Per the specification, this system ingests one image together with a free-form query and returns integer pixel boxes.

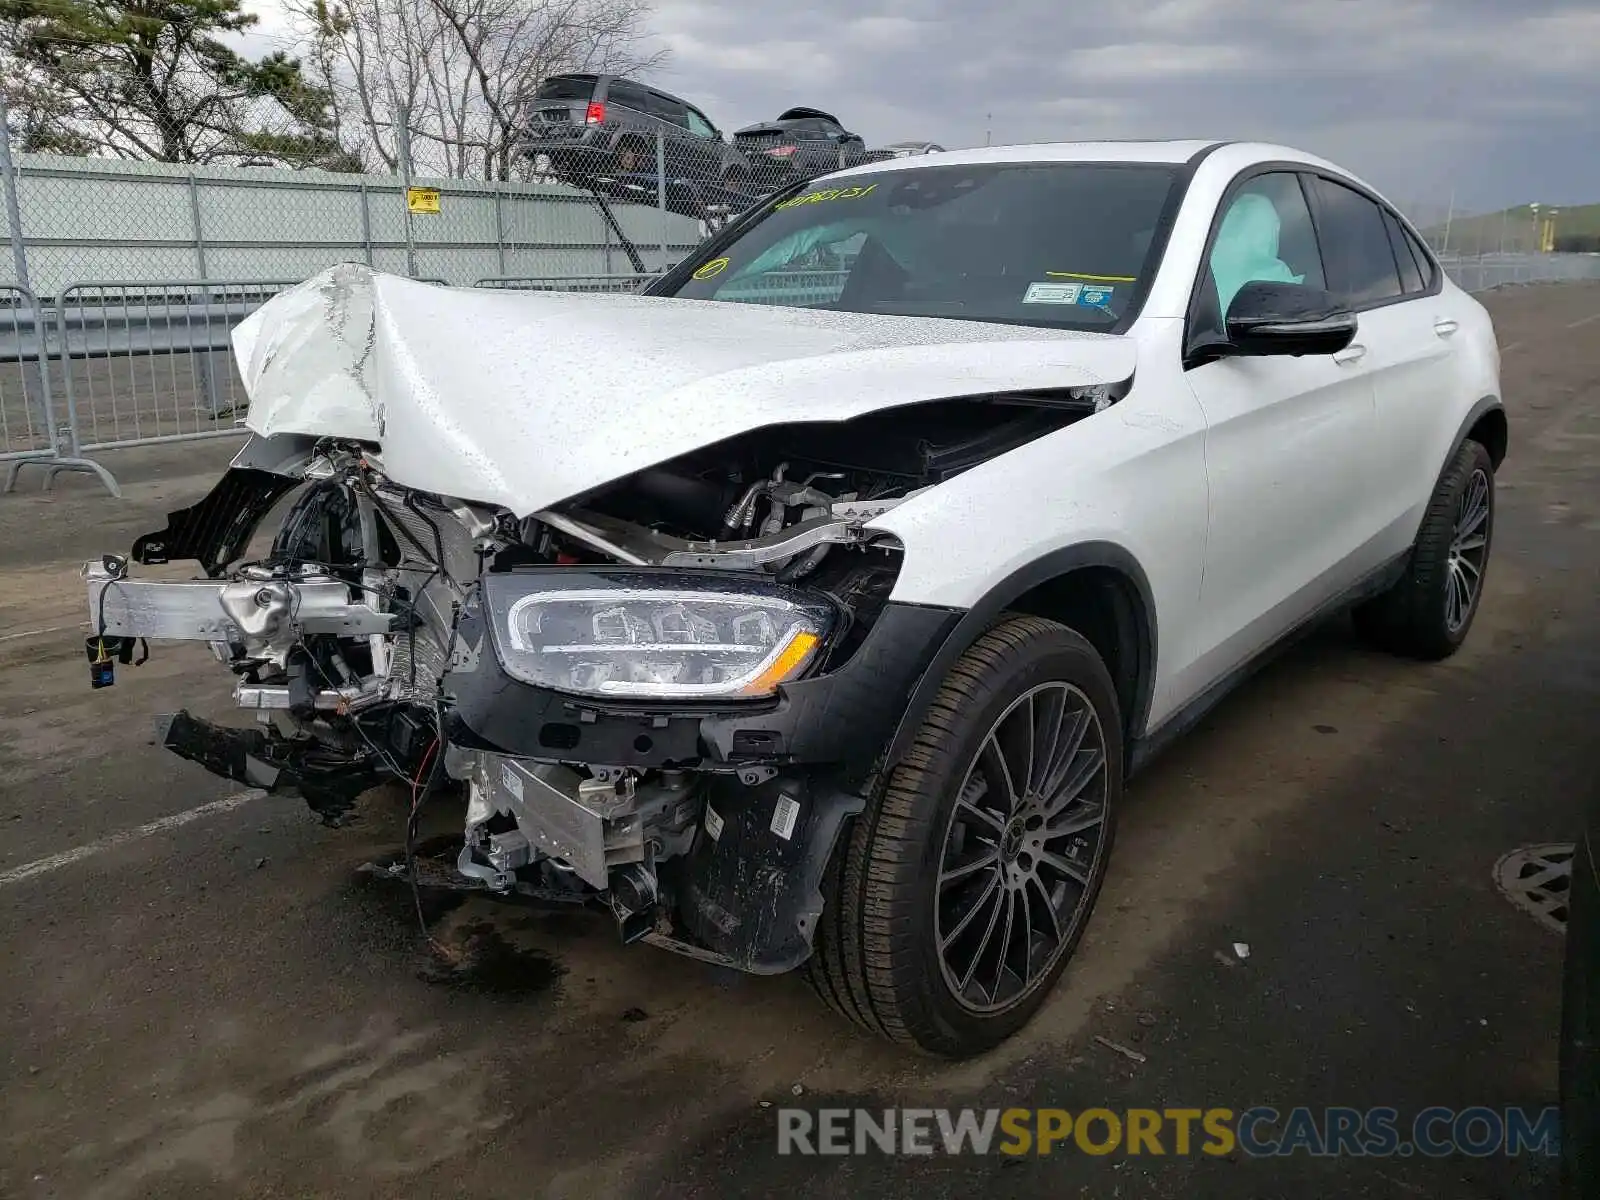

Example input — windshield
[662,162,1181,330]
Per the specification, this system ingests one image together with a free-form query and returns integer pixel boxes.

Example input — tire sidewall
[897,623,1124,1054]
[1425,440,1496,652]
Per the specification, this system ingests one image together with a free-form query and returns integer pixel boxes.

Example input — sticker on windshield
[1023,281,1083,305]
[773,183,877,211]
[692,257,729,280]
[1023,281,1116,308]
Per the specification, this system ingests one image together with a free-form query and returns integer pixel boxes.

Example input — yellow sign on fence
[407,187,441,215]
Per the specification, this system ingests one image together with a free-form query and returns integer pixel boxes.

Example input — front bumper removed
[84,559,424,821]
[83,560,395,649]
[455,745,864,973]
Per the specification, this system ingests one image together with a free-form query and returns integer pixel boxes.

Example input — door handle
[1333,343,1367,364]
[1434,318,1459,337]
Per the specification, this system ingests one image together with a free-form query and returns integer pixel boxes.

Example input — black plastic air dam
[443,597,962,774]
[159,710,387,824]
[673,771,863,973]
[133,468,300,576]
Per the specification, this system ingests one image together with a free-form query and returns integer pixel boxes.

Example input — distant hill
[1421,202,1600,254]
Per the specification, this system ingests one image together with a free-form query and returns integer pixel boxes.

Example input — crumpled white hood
[232,264,1138,518]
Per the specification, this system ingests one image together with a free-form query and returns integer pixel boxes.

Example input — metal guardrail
[4,279,305,496]
[56,281,297,461]
[0,284,57,466]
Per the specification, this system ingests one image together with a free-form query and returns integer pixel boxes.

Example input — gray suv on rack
[519,73,754,189]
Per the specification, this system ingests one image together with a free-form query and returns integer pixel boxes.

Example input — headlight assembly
[482,572,835,700]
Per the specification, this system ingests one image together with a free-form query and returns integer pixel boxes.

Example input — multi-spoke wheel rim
[1446,468,1491,633]
[934,682,1110,1015]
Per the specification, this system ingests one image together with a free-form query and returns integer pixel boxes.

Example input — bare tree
[290,0,665,180]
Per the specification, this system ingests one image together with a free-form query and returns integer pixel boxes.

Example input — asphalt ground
[1,281,1597,1199]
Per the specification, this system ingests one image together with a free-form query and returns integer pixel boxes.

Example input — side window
[1382,208,1424,294]
[644,91,689,127]
[684,107,717,139]
[605,79,650,114]
[1195,171,1325,341]
[1308,177,1403,306]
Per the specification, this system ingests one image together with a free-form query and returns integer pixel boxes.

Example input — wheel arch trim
[1457,395,1508,467]
[1407,395,1504,547]
[884,541,1159,771]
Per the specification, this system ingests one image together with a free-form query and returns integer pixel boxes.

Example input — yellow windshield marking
[1046,271,1137,283]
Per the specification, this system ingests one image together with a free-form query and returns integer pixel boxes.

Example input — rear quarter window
[606,80,651,112]
[1382,209,1426,294]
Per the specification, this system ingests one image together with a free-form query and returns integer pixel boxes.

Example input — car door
[1182,169,1382,684]
[1305,176,1446,563]
[1356,196,1465,553]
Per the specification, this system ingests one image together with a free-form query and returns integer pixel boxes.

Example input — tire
[1353,438,1495,660]
[806,615,1123,1058]
[613,137,648,174]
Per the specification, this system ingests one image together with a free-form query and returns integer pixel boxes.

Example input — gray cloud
[640,0,1600,211]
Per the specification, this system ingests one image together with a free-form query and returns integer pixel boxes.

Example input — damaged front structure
[86,240,1135,1050]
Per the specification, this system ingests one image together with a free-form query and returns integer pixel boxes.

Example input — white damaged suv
[87,141,1504,1057]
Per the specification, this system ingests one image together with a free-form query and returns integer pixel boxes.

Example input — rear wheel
[1354,438,1494,659]
[807,615,1122,1058]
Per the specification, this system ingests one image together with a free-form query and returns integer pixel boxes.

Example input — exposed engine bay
[87,391,1111,970]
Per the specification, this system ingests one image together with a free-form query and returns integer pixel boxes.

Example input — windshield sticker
[1046,270,1137,283]
[1023,281,1116,308]
[773,183,877,211]
[692,257,729,280]
[1023,281,1083,305]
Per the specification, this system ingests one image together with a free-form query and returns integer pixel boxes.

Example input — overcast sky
[240,0,1600,214]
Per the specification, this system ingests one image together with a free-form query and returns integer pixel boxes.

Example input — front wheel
[807,615,1122,1057]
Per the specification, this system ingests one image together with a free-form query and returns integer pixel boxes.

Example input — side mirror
[1223,281,1357,357]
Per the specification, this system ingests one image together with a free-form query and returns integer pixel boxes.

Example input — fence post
[0,93,30,292]
[359,181,374,266]
[657,130,667,269]
[187,170,209,279]
[184,170,228,416]
[0,93,59,458]
[494,186,507,277]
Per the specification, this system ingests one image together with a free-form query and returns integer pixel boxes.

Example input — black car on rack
[732,107,874,182]
[518,73,754,190]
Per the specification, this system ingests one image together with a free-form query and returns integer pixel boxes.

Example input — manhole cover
[1494,844,1574,934]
